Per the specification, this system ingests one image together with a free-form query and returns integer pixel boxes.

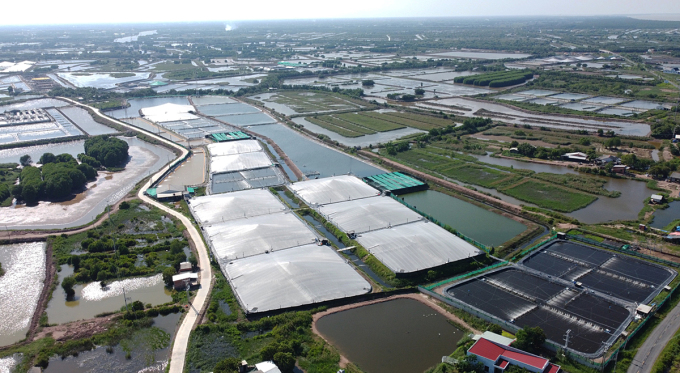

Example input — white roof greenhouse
[224,244,371,313]
[188,189,287,224]
[319,196,423,233]
[288,175,380,206]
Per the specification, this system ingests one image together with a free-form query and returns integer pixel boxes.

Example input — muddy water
[158,151,205,187]
[0,242,46,347]
[398,190,526,247]
[44,311,181,373]
[469,154,656,224]
[316,298,463,373]
[46,265,172,325]
[0,137,174,229]
[0,140,85,165]
[250,124,383,178]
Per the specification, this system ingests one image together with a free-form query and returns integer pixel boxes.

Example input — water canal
[316,298,463,373]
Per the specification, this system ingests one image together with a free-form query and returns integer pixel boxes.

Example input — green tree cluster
[13,153,97,203]
[513,326,546,354]
[84,136,129,168]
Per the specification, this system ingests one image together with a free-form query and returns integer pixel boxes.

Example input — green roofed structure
[208,131,252,142]
[363,172,428,194]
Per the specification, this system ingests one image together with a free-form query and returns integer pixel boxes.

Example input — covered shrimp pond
[398,190,527,247]
[315,298,463,373]
[46,265,172,324]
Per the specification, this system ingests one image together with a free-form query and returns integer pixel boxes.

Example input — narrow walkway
[58,97,212,373]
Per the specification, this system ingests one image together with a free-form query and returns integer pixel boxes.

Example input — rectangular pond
[316,298,463,373]
[397,190,527,247]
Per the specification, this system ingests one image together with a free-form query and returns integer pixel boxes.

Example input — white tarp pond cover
[224,244,371,313]
[141,103,197,122]
[289,175,380,206]
[356,220,483,273]
[189,189,287,224]
[210,152,273,174]
[319,196,423,233]
[204,211,318,260]
[208,140,262,156]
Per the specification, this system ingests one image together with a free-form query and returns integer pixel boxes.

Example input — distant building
[650,194,664,204]
[254,361,282,373]
[669,172,680,183]
[612,165,629,174]
[467,337,560,373]
[472,331,516,346]
[596,155,619,165]
[561,152,588,162]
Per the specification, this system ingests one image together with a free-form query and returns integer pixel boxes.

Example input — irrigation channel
[315,298,464,373]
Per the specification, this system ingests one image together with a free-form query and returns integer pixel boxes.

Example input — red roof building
[468,338,560,373]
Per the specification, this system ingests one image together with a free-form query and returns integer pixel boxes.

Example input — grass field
[335,112,405,132]
[305,116,372,137]
[533,172,620,197]
[388,147,599,213]
[362,111,455,131]
[269,91,366,113]
[502,180,597,212]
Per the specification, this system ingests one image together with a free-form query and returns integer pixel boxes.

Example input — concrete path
[59,97,212,373]
[628,302,680,373]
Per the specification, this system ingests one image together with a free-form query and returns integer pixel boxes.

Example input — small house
[650,194,664,204]
[612,165,629,174]
[179,261,192,273]
[509,147,519,153]
[172,272,198,290]
[596,155,619,165]
[467,337,561,373]
[669,172,680,183]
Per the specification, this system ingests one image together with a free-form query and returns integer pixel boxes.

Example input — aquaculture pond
[43,311,181,373]
[250,123,383,178]
[105,97,190,119]
[0,242,46,347]
[469,154,656,224]
[398,190,527,247]
[46,265,172,325]
[316,298,463,373]
[650,201,680,230]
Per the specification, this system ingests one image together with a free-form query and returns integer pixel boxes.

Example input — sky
[3,0,680,26]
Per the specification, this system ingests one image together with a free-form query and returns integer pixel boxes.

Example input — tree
[214,357,240,373]
[456,355,485,373]
[189,254,198,269]
[162,267,176,287]
[273,352,295,373]
[415,88,425,95]
[517,143,536,157]
[61,276,76,298]
[514,326,546,354]
[361,80,374,86]
[597,129,604,136]
[84,136,129,168]
[19,155,31,167]
[131,300,144,311]
[7,86,13,95]
[39,153,56,164]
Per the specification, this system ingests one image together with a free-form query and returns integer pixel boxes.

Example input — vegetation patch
[502,180,597,212]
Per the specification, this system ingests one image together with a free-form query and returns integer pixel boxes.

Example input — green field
[268,91,366,113]
[363,111,455,130]
[502,180,597,212]
[335,112,405,132]
[305,116,373,137]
